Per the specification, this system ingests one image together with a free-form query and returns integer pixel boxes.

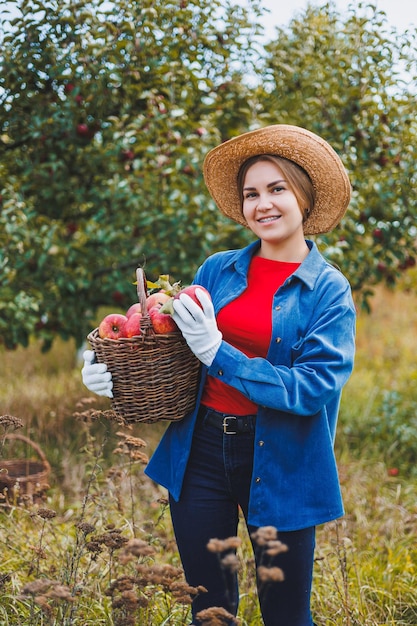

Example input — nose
[257,193,273,211]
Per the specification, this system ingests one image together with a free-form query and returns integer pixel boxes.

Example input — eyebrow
[243,179,286,191]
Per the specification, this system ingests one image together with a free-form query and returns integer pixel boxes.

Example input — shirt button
[275,305,281,311]
[275,337,282,343]
[255,477,261,483]
[258,441,265,447]
[218,370,224,376]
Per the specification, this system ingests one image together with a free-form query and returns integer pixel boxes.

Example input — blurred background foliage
[1,0,416,349]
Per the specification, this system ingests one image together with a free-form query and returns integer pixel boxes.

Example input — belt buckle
[223,416,237,435]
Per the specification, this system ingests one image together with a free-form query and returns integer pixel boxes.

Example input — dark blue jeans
[169,408,316,626]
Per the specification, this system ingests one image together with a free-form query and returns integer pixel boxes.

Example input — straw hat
[203,124,351,235]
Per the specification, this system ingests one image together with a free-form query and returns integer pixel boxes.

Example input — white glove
[172,288,222,366]
[81,350,113,398]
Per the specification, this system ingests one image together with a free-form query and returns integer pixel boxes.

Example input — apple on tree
[76,123,90,138]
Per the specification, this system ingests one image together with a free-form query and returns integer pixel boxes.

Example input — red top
[201,256,300,415]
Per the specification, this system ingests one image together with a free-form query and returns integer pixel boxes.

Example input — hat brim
[203,125,351,235]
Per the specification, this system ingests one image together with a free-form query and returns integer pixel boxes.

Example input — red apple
[66,222,78,235]
[159,285,211,315]
[182,165,194,176]
[76,123,90,137]
[373,228,384,241]
[98,313,128,339]
[125,312,143,338]
[126,303,142,318]
[146,291,171,311]
[76,123,97,139]
[175,285,211,309]
[148,306,179,334]
[121,149,135,161]
[112,290,124,305]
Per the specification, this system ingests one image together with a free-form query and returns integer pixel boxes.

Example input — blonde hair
[237,155,315,221]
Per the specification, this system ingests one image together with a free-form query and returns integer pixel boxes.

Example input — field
[0,286,416,625]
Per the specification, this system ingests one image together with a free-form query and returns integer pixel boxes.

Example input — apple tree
[0,0,262,349]
[2,0,417,351]
[256,2,417,305]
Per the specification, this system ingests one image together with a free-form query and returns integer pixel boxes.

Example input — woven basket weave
[87,268,201,424]
[0,434,51,499]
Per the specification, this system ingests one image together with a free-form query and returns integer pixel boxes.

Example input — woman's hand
[172,288,222,366]
[81,350,113,398]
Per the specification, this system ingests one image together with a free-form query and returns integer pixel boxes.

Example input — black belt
[200,407,256,435]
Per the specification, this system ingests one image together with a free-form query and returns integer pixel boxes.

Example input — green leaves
[1,0,417,349]
[258,2,417,304]
[0,0,260,348]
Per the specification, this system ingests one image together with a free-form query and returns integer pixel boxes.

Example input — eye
[272,184,285,193]
[244,191,258,199]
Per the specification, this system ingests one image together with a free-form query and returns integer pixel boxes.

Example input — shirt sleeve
[207,281,356,416]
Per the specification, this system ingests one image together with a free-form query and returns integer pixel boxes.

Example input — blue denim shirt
[145,239,356,531]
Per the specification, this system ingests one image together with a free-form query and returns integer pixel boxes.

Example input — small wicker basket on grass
[87,268,201,424]
[0,434,51,501]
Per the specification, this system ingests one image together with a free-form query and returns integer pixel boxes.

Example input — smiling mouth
[258,216,281,223]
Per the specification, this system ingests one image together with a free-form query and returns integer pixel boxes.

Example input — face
[242,160,307,258]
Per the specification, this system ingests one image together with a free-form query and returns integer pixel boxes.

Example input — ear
[302,207,312,222]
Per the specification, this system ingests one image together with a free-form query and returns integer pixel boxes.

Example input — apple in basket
[126,303,142,318]
[125,312,143,338]
[148,306,179,334]
[146,291,171,310]
[98,313,128,339]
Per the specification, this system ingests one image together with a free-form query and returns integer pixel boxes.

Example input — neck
[257,240,310,263]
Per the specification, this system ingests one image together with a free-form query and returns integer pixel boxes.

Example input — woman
[82,125,356,626]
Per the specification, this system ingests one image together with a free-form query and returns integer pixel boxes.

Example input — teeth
[259,216,280,223]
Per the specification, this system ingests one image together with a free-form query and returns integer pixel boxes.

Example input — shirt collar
[293,240,328,290]
[231,239,327,290]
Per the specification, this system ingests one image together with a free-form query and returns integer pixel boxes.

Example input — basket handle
[136,267,149,316]
[3,433,51,470]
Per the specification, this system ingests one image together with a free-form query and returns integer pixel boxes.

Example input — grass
[0,286,416,625]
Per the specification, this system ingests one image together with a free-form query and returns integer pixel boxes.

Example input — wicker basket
[87,268,201,424]
[0,434,51,500]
